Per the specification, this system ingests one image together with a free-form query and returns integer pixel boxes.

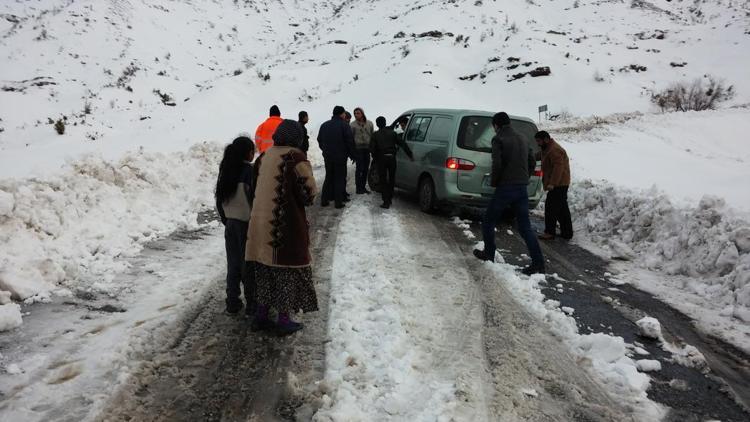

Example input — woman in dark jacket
[245,120,318,335]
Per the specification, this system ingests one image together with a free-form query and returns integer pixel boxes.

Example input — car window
[457,116,494,151]
[406,116,432,143]
[457,116,539,155]
[427,116,452,144]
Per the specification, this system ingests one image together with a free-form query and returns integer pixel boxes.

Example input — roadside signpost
[538,104,548,122]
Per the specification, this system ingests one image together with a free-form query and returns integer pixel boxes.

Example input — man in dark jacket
[370,116,413,208]
[473,112,545,275]
[535,130,572,240]
[298,111,310,154]
[317,105,354,208]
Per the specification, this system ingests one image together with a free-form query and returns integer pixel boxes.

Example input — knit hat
[272,119,304,148]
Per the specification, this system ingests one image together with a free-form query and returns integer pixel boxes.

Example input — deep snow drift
[0,143,222,327]
[540,109,750,352]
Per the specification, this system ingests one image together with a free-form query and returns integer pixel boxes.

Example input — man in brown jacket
[535,131,573,240]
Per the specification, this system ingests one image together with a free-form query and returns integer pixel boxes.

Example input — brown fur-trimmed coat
[245,146,317,267]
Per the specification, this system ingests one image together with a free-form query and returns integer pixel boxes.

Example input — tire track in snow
[312,198,491,421]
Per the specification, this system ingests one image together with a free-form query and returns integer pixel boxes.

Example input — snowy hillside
[1,0,750,177]
[2,1,750,420]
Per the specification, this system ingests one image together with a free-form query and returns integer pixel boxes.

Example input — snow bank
[0,142,222,304]
[569,180,750,321]
[0,303,23,332]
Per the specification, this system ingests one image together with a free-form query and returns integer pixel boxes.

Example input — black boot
[225,298,243,315]
[521,265,545,276]
[472,249,493,262]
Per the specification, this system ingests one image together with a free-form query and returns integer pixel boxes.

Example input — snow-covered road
[2,176,749,421]
[0,221,225,420]
[312,195,634,421]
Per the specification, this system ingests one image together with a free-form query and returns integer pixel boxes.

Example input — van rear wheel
[418,176,437,213]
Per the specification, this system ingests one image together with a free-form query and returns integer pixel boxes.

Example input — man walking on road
[255,105,283,154]
[535,131,573,240]
[473,112,545,275]
[317,105,354,209]
[370,116,413,208]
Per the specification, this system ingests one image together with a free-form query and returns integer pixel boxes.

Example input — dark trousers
[354,149,371,192]
[376,154,396,204]
[481,184,545,268]
[224,219,254,307]
[322,157,347,206]
[544,186,573,239]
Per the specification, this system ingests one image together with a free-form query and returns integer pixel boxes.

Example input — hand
[545,184,554,191]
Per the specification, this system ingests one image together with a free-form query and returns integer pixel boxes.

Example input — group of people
[473,112,572,275]
[215,105,573,334]
[316,105,413,209]
[215,110,317,336]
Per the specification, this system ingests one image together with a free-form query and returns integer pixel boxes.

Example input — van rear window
[457,116,540,155]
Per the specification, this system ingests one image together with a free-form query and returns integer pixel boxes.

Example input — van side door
[397,114,432,192]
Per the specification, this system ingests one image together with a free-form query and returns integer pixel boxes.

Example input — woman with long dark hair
[215,136,255,315]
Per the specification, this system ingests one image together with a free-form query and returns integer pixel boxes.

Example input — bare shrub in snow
[651,77,735,112]
[593,71,605,82]
[152,89,175,106]
[256,69,270,81]
[54,118,65,135]
[116,63,139,88]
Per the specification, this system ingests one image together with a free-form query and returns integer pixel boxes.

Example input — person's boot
[321,200,329,207]
[472,249,493,262]
[335,202,345,209]
[225,298,243,315]
[538,232,555,241]
[276,312,303,336]
[380,202,390,209]
[521,265,545,276]
[250,304,275,332]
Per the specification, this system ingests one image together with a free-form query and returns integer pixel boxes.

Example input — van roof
[400,108,535,124]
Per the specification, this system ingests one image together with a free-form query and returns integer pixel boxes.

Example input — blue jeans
[481,184,544,268]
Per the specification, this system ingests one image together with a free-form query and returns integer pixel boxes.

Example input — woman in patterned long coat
[245,119,318,335]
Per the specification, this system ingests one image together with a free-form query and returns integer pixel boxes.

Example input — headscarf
[272,119,304,148]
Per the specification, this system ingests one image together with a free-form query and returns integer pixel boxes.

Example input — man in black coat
[370,116,413,208]
[317,105,354,208]
[473,112,545,275]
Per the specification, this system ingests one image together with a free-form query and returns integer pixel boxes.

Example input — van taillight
[446,158,476,171]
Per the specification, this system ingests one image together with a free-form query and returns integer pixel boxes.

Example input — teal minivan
[390,108,543,213]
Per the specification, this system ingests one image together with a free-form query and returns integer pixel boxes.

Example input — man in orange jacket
[255,105,283,153]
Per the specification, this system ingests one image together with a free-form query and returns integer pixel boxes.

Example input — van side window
[427,116,452,144]
[406,116,432,143]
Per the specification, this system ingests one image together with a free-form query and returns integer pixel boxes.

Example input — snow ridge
[0,142,222,308]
